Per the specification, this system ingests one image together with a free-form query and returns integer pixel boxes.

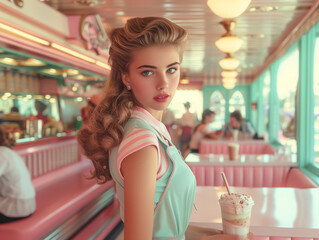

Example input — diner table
[199,139,275,155]
[190,186,319,238]
[185,153,297,187]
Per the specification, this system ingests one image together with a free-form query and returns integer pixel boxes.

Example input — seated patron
[0,127,36,223]
[189,109,222,153]
[224,110,255,139]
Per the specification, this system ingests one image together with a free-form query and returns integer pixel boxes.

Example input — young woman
[189,109,222,153]
[78,17,250,240]
[0,128,36,223]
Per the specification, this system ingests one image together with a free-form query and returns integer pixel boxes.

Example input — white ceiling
[42,0,319,85]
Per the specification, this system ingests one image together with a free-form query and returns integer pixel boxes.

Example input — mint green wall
[203,85,250,123]
[298,23,318,180]
[268,61,281,144]
[248,73,266,136]
[253,22,319,184]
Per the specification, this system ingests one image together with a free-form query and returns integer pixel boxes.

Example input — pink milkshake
[219,193,254,237]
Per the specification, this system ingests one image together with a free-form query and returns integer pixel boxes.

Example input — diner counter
[190,186,319,238]
[185,153,297,167]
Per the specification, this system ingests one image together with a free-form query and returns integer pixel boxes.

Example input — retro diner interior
[0,0,318,239]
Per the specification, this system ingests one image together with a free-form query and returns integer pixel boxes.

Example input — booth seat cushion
[0,159,113,240]
[189,166,318,188]
[285,168,318,188]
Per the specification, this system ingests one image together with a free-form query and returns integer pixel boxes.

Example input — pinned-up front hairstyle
[77,17,188,183]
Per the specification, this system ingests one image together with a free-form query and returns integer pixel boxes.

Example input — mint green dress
[110,114,196,240]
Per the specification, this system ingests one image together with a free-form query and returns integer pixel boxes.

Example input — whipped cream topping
[219,193,254,206]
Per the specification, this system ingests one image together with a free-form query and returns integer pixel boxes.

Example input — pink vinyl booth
[199,139,275,155]
[0,135,121,240]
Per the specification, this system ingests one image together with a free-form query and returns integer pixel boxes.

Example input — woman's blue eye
[167,68,177,73]
[142,70,152,76]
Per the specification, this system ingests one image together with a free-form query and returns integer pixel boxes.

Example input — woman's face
[123,45,181,120]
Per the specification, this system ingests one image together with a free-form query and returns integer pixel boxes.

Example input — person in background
[162,108,175,133]
[0,127,36,223]
[224,110,255,138]
[10,106,19,114]
[188,109,222,154]
[80,94,101,124]
[179,101,197,154]
[34,100,48,125]
[77,17,247,240]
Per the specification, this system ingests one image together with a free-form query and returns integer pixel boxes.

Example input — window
[209,91,225,129]
[277,46,299,153]
[168,89,203,121]
[229,90,246,118]
[314,34,319,167]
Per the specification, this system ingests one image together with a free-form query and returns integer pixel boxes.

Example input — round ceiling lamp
[215,33,243,53]
[223,83,236,89]
[221,70,238,78]
[222,77,237,84]
[207,0,252,19]
[219,54,240,70]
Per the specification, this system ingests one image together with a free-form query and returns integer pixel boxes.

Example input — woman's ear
[121,73,130,87]
[122,73,132,91]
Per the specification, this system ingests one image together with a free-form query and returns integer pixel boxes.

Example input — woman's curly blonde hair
[77,17,188,183]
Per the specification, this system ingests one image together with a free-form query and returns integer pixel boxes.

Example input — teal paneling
[256,73,266,136]
[298,26,315,169]
[249,80,258,130]
[268,61,280,144]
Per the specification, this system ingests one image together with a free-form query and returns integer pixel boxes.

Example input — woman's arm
[121,145,158,240]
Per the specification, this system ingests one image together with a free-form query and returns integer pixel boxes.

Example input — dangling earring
[127,85,131,90]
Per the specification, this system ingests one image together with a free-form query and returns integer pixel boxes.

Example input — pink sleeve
[116,128,161,180]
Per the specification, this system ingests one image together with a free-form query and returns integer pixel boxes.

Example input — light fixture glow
[223,83,236,89]
[219,54,240,70]
[207,0,252,18]
[222,77,237,84]
[0,23,50,46]
[96,61,111,70]
[221,71,238,78]
[180,78,189,84]
[0,57,18,65]
[215,34,243,53]
[51,43,96,63]
[20,58,46,66]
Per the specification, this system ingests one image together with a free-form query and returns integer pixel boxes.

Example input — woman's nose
[157,74,168,90]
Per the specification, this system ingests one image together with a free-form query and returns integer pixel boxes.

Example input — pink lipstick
[154,94,170,102]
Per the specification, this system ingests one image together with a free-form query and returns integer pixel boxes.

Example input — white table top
[190,186,319,237]
[185,153,297,167]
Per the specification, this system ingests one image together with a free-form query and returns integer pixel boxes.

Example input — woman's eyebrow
[137,62,180,69]
[137,65,156,69]
[167,62,180,68]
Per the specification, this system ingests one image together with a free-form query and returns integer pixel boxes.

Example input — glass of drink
[228,143,239,160]
[219,193,254,238]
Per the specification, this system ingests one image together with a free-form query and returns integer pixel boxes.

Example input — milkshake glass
[228,143,239,161]
[219,193,254,237]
